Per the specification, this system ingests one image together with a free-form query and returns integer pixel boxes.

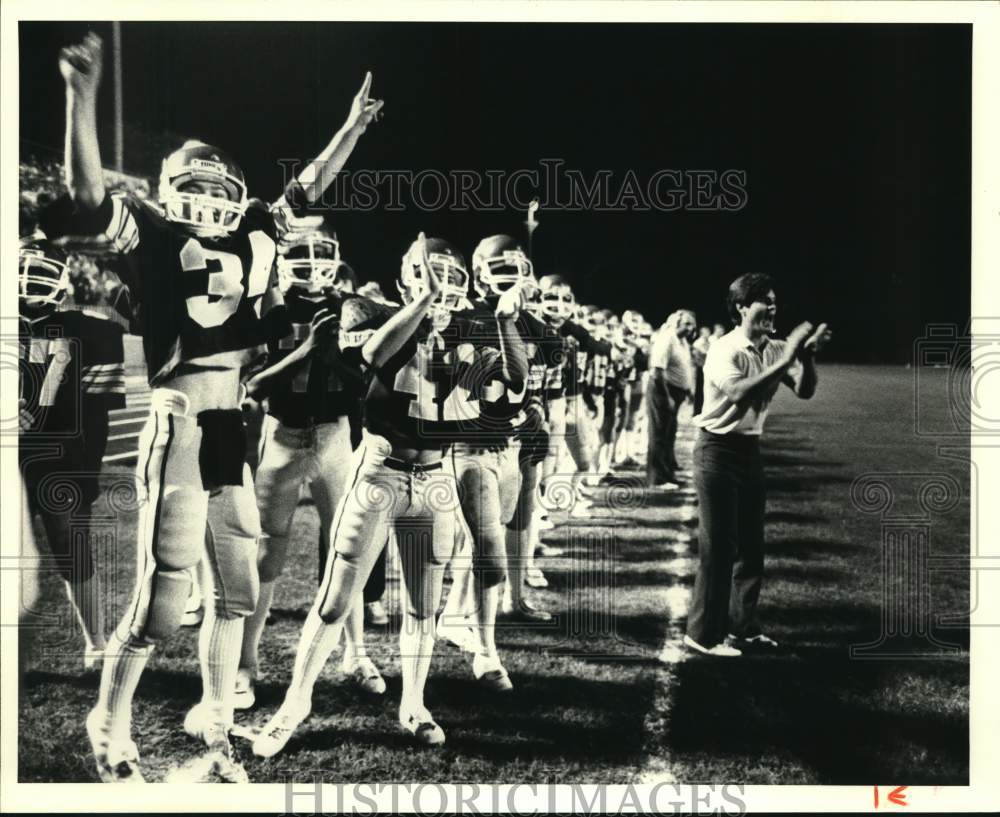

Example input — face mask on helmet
[277,231,342,296]
[400,239,469,312]
[540,284,575,322]
[159,144,248,235]
[474,248,534,296]
[19,240,70,320]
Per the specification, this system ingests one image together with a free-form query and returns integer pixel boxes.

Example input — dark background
[19,22,971,362]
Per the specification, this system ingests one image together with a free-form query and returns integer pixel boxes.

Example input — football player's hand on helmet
[347,72,385,135]
[417,233,445,302]
[304,306,340,351]
[60,31,104,97]
[800,322,832,357]
[495,282,523,320]
[18,399,34,432]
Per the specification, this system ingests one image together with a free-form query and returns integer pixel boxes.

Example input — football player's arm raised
[492,284,529,392]
[279,72,384,212]
[60,32,106,210]
[362,236,440,369]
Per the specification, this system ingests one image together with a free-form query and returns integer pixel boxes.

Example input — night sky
[19,22,971,362]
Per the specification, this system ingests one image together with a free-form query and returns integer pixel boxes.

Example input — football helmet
[622,309,645,335]
[159,141,248,234]
[537,274,575,324]
[277,227,343,296]
[399,235,469,312]
[471,234,534,296]
[19,235,70,320]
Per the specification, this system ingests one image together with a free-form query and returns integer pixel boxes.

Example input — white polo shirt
[650,329,695,392]
[695,329,800,436]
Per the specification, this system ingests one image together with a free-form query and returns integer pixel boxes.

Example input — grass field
[17,364,969,784]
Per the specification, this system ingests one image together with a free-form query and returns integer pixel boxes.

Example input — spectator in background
[691,325,712,415]
[645,309,697,488]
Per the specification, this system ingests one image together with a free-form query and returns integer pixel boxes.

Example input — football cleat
[86,709,145,784]
[399,706,446,746]
[682,634,742,658]
[182,703,249,783]
[436,617,478,653]
[501,600,552,623]
[233,669,256,711]
[343,656,387,695]
[525,567,549,589]
[252,700,310,758]
[364,600,389,626]
[471,653,513,692]
[535,543,564,558]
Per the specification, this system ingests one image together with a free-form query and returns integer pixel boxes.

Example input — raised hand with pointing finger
[346,72,385,135]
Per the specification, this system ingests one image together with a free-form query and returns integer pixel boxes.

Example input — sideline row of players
[18,31,654,783]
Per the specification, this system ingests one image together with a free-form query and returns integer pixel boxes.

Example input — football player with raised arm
[433,234,543,690]
[50,31,382,783]
[253,234,525,756]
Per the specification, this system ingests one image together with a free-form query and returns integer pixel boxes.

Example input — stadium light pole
[112,22,123,173]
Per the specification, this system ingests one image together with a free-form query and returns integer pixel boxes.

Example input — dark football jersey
[559,320,611,399]
[265,291,364,427]
[39,192,282,386]
[339,297,504,450]
[19,309,126,438]
[518,311,563,403]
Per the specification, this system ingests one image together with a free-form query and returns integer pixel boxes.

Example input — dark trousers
[686,430,766,647]
[694,367,705,415]
[645,369,685,486]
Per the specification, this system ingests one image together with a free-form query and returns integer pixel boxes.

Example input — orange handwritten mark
[873,786,909,808]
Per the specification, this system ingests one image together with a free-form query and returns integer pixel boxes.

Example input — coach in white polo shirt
[684,273,830,657]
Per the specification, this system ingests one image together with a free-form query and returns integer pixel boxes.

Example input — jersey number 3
[180,235,272,328]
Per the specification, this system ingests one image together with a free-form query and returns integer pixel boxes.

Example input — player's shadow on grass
[764,535,869,558]
[765,509,827,525]
[663,649,969,784]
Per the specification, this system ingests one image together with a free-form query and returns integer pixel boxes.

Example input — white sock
[341,595,367,668]
[399,614,436,714]
[240,579,275,678]
[95,629,153,740]
[198,610,244,726]
[285,607,342,712]
[505,528,525,609]
[66,575,106,651]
